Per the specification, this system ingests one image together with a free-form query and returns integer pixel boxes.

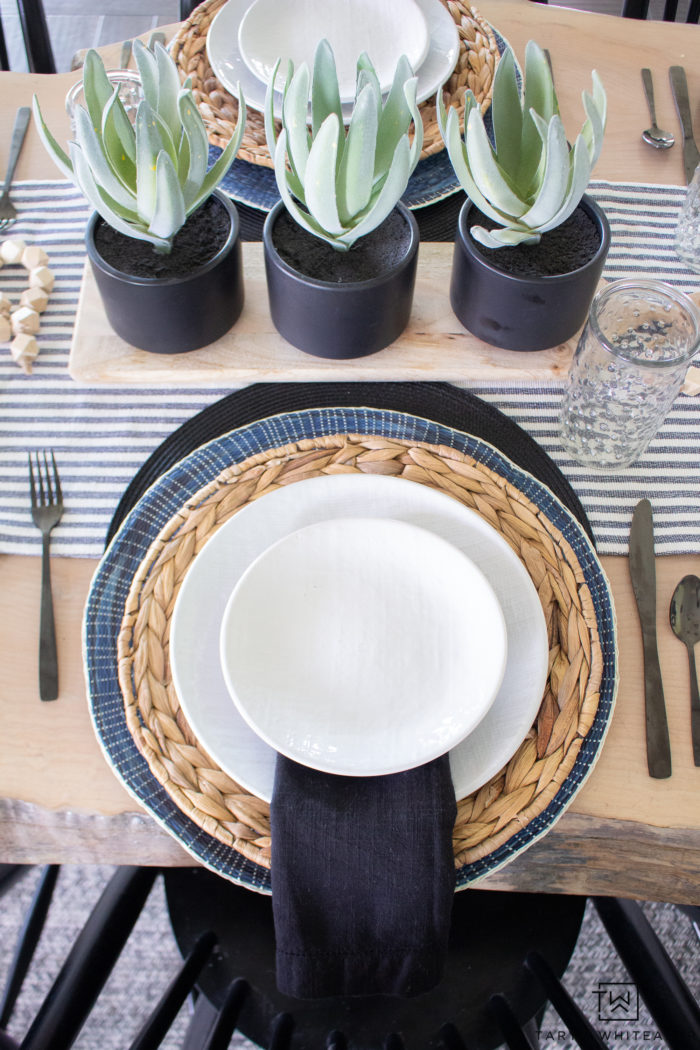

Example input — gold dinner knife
[629,499,672,778]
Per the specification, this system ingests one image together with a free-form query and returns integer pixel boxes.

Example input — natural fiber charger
[117,434,603,872]
[170,0,500,165]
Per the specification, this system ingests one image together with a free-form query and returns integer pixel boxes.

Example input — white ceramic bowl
[237,0,430,103]
[206,0,460,122]
[219,516,507,777]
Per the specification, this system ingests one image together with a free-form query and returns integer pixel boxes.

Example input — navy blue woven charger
[86,384,617,893]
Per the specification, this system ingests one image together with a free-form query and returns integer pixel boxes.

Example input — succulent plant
[32,41,246,253]
[438,40,606,248]
[264,39,423,252]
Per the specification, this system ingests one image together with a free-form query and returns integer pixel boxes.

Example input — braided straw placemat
[117,433,603,874]
[170,0,499,166]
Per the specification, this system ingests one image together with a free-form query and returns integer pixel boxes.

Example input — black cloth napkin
[270,753,457,999]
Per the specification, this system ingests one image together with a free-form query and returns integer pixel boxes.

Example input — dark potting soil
[272,208,412,283]
[467,204,601,277]
[93,195,230,279]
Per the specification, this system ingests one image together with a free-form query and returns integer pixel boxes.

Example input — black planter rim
[85,188,240,289]
[587,277,700,368]
[457,194,610,286]
[263,199,419,292]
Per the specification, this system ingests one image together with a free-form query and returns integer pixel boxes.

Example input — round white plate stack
[206,0,461,122]
[170,473,549,799]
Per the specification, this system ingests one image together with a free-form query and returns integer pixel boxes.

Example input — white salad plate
[219,516,507,777]
[206,0,460,122]
[238,0,430,104]
[170,473,549,801]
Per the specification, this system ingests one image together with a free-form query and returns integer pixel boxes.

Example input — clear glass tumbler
[675,163,700,272]
[65,70,144,133]
[558,279,700,472]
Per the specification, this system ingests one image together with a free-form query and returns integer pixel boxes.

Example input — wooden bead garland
[0,239,54,374]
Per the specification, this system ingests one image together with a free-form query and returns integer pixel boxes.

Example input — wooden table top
[1,0,699,902]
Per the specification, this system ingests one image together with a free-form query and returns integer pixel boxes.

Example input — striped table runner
[0,178,698,558]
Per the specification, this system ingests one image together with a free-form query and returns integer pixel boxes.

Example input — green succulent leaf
[356,55,382,110]
[264,58,284,159]
[273,129,341,246]
[376,54,414,174]
[101,91,137,189]
[177,88,209,201]
[82,49,118,132]
[149,150,186,240]
[403,76,423,172]
[591,70,607,128]
[283,63,312,182]
[133,39,159,113]
[471,224,541,247]
[102,86,137,169]
[311,39,343,137]
[491,49,522,175]
[154,41,182,139]
[135,99,163,224]
[464,107,528,217]
[337,83,378,221]
[304,113,344,236]
[31,96,73,180]
[522,41,557,123]
[187,89,246,213]
[581,84,605,167]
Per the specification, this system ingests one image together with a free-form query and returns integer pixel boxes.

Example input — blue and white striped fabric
[0,178,698,558]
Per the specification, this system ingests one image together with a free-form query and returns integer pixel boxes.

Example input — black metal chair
[0,0,56,73]
[0,866,221,1050]
[179,1,201,20]
[2,864,700,1049]
[621,0,700,20]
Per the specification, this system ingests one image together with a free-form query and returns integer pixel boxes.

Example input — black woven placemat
[107,381,592,545]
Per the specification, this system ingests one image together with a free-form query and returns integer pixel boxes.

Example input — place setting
[169,0,506,210]
[84,382,618,897]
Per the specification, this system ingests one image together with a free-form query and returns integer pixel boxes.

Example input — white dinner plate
[170,473,549,801]
[206,0,460,123]
[219,517,507,777]
[238,0,430,104]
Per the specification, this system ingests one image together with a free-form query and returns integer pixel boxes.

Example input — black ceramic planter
[450,195,611,352]
[263,200,419,359]
[85,190,244,355]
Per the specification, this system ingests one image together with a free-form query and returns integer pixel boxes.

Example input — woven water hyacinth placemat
[170,0,499,165]
[85,390,617,893]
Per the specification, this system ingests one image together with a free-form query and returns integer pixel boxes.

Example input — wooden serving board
[68,242,578,385]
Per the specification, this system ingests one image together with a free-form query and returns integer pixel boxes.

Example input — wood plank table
[1,0,699,903]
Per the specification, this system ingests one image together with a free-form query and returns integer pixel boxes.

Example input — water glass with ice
[558,279,700,471]
[675,163,700,272]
